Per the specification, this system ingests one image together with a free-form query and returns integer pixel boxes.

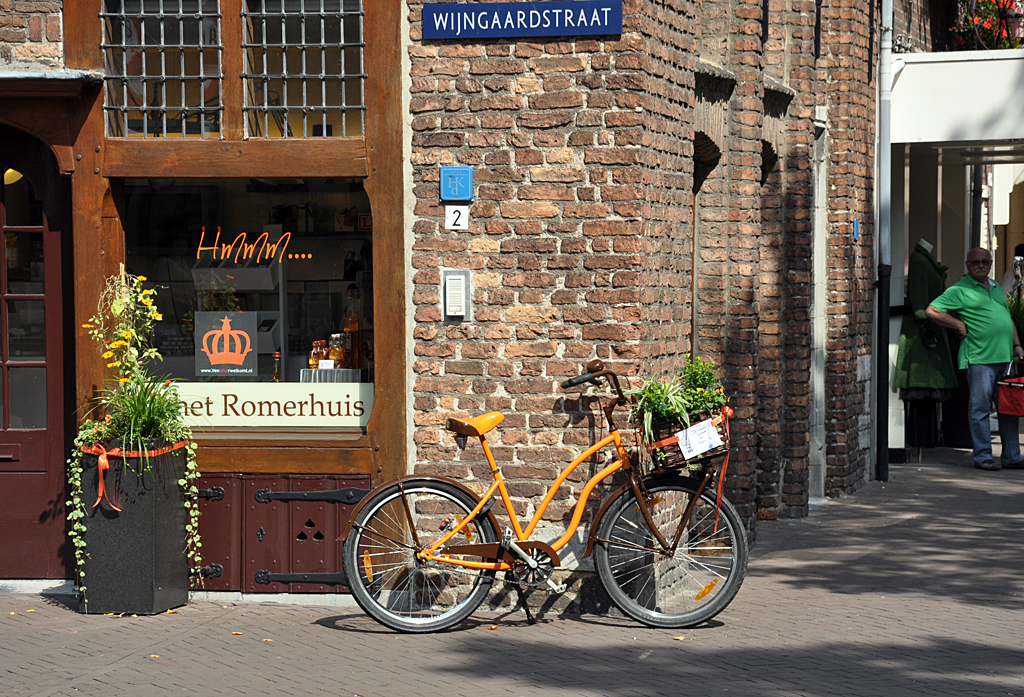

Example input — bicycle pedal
[545,579,567,594]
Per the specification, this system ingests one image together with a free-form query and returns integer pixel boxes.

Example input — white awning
[891,50,1024,147]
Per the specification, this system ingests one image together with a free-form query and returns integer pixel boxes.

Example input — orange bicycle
[342,360,748,632]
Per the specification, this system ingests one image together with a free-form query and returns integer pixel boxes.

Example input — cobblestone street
[3,457,1024,697]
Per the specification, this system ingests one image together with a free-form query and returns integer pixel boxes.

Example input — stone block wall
[0,0,63,70]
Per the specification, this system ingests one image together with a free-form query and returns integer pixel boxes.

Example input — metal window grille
[242,0,366,138]
[102,0,223,138]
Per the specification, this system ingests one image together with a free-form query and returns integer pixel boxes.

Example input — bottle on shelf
[272,351,282,382]
[343,285,362,370]
[308,341,319,370]
[326,333,347,369]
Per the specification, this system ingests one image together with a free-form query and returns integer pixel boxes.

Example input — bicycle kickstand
[504,570,536,626]
[500,527,536,626]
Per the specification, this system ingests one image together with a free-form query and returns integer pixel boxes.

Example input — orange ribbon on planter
[80,441,189,512]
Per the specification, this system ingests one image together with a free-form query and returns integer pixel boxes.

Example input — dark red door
[0,169,66,578]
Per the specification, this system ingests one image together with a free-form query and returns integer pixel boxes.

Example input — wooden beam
[197,446,375,474]
[102,138,369,178]
[362,0,407,487]
[72,93,117,418]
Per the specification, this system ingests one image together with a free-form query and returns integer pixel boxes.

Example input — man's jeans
[967,362,1022,465]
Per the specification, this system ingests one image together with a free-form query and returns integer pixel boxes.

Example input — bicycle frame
[420,428,632,571]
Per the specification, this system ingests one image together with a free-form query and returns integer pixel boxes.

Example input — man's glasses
[968,260,992,267]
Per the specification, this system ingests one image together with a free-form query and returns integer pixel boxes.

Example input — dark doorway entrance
[0,162,67,579]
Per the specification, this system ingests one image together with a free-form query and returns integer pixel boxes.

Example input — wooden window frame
[64,0,406,483]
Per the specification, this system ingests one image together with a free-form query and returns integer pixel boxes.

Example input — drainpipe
[876,0,893,482]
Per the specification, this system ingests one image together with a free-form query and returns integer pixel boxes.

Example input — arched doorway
[0,126,70,580]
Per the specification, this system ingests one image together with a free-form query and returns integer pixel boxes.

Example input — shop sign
[195,312,257,376]
[423,0,622,40]
[178,383,373,428]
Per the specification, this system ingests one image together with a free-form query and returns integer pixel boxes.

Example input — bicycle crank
[503,529,566,593]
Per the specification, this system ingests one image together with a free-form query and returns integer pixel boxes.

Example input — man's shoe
[976,460,1002,471]
[1003,459,1024,470]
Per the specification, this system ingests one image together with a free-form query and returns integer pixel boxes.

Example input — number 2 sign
[445,205,470,230]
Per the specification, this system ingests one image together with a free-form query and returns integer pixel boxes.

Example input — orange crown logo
[201,316,253,366]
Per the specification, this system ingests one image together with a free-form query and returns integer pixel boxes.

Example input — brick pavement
[3,457,1024,697]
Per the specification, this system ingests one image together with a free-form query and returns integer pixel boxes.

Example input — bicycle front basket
[647,408,730,472]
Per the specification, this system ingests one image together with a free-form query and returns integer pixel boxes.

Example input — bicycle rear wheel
[343,479,498,633]
[594,475,748,628]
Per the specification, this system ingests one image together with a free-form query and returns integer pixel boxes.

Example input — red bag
[998,376,1024,416]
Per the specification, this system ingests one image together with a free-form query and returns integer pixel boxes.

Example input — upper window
[101,0,366,139]
[102,0,223,138]
[243,0,366,138]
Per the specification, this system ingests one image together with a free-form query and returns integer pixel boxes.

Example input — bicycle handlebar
[561,360,627,404]
[560,373,596,389]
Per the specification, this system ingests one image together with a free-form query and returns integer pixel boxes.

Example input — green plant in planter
[626,354,728,451]
[66,266,201,604]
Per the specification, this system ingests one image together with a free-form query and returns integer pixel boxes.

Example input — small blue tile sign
[423,0,622,40]
[440,166,474,202]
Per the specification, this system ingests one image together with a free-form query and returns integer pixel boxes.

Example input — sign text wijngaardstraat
[423,0,623,40]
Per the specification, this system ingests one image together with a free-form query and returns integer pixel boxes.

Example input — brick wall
[0,0,63,70]
[408,3,652,549]
[821,0,876,495]
[894,0,954,52]
[406,0,885,569]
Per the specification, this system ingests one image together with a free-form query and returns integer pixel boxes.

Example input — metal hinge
[190,563,224,578]
[254,570,348,585]
[253,487,370,505]
[196,487,225,501]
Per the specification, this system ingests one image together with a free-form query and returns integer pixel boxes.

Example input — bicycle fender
[582,472,694,558]
[336,475,503,542]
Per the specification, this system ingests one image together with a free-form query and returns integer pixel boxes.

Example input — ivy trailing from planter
[66,267,202,604]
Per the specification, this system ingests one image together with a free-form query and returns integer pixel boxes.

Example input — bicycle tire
[343,479,499,633]
[594,475,748,628]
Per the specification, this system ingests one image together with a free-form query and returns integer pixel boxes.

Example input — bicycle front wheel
[594,475,748,628]
[343,479,499,633]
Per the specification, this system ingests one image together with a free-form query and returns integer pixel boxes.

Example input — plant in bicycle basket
[66,266,201,611]
[626,354,728,469]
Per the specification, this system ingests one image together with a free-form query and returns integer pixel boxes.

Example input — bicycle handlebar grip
[561,373,595,389]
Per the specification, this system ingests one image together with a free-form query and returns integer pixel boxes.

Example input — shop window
[243,0,365,137]
[102,0,223,138]
[123,178,373,428]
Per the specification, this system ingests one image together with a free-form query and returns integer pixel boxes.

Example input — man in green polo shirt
[926,247,1024,470]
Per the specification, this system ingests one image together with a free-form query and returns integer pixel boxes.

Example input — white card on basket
[675,419,724,460]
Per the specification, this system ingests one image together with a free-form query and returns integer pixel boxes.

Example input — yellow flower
[122,331,132,339]
[137,276,147,282]
[141,299,152,306]
[153,313,163,321]
[142,289,153,295]
[81,323,93,328]
[107,362,117,368]
[102,351,113,358]
[119,377,130,383]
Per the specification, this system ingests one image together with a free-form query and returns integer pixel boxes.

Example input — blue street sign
[423,0,623,40]
[440,166,474,202]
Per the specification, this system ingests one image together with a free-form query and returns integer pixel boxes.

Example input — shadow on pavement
[749,463,1024,610]
[409,633,1024,696]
